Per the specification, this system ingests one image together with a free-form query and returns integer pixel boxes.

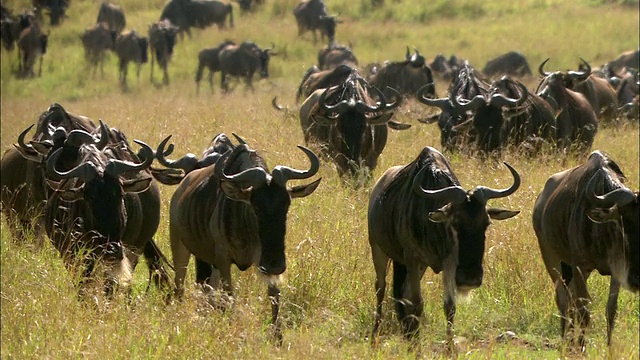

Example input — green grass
[1,0,639,359]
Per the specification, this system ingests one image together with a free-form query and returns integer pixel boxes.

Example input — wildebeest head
[214,142,321,277]
[318,15,338,43]
[536,58,591,102]
[413,161,521,291]
[253,43,275,79]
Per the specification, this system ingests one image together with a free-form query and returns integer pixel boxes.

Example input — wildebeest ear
[586,207,618,224]
[150,168,184,185]
[289,178,321,199]
[387,119,411,130]
[428,210,448,223]
[122,177,153,194]
[220,181,252,203]
[487,208,520,220]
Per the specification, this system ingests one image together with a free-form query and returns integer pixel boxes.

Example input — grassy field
[1,0,638,359]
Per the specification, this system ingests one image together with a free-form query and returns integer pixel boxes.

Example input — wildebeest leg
[195,257,213,284]
[150,48,155,83]
[143,239,172,291]
[571,267,591,351]
[170,232,191,299]
[208,71,214,94]
[402,259,426,340]
[442,255,457,350]
[605,277,621,346]
[268,283,283,345]
[37,54,43,77]
[221,71,229,93]
[555,262,573,343]
[119,59,128,89]
[163,63,169,85]
[136,63,141,84]
[370,242,389,341]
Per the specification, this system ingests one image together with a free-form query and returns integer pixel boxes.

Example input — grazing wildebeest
[368,47,436,100]
[218,41,275,93]
[293,0,339,44]
[33,0,68,26]
[160,0,233,39]
[194,39,235,94]
[317,42,358,70]
[368,147,520,345]
[148,20,179,85]
[481,51,532,78]
[532,150,639,350]
[536,59,598,153]
[97,1,126,33]
[155,133,321,342]
[82,22,118,76]
[299,68,409,179]
[115,30,149,88]
[17,22,48,77]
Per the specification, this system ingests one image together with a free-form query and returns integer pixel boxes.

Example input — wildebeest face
[258,50,270,78]
[252,184,291,276]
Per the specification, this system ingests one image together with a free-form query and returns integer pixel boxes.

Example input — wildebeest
[115,30,149,89]
[149,20,179,85]
[293,0,339,44]
[368,147,520,344]
[160,0,233,39]
[482,51,532,78]
[16,22,48,78]
[429,54,465,81]
[536,58,598,153]
[82,22,118,76]
[567,59,619,123]
[317,42,358,70]
[532,150,638,349]
[194,39,235,94]
[218,41,275,93]
[606,49,639,72]
[32,0,68,26]
[235,0,264,12]
[295,63,354,103]
[0,8,34,52]
[97,1,126,33]
[368,47,436,101]
[153,133,321,342]
[299,68,409,179]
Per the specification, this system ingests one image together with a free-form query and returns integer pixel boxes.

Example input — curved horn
[354,85,386,113]
[46,147,98,181]
[17,124,38,154]
[453,94,486,112]
[382,86,402,110]
[405,46,411,60]
[95,119,110,150]
[416,83,438,103]
[586,169,636,208]
[489,80,529,108]
[272,96,284,111]
[474,162,521,201]
[319,86,350,114]
[155,135,199,172]
[538,58,551,77]
[568,57,591,80]
[412,166,467,205]
[214,150,269,189]
[271,146,320,187]
[232,132,247,145]
[104,140,154,177]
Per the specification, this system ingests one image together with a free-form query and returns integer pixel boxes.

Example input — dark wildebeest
[218,41,275,93]
[97,1,126,33]
[293,0,339,44]
[295,63,355,103]
[299,69,410,179]
[481,51,532,78]
[82,22,118,76]
[568,59,619,123]
[115,30,149,88]
[606,49,639,72]
[154,133,321,343]
[32,0,68,26]
[368,47,436,101]
[235,0,264,12]
[148,20,179,85]
[0,9,34,53]
[368,147,520,345]
[536,59,598,153]
[17,22,48,77]
[317,42,358,70]
[194,39,235,94]
[532,150,639,350]
[160,0,233,39]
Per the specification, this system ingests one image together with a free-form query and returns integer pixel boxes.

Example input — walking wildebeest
[317,42,358,70]
[153,133,321,343]
[532,150,639,350]
[33,0,68,26]
[97,1,126,33]
[0,8,34,53]
[160,0,233,39]
[293,0,339,44]
[481,51,532,78]
[17,22,48,78]
[82,22,117,76]
[115,30,148,89]
[194,39,235,94]
[368,147,520,345]
[149,20,179,85]
[368,47,436,101]
[218,41,275,93]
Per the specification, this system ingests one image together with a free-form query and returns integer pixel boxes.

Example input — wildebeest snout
[455,266,483,289]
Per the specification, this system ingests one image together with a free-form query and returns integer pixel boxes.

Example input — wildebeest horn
[453,94,486,112]
[232,132,247,145]
[104,140,154,177]
[474,162,521,201]
[65,120,109,149]
[381,86,402,110]
[271,146,320,187]
[214,149,269,189]
[416,83,438,103]
[17,124,38,154]
[319,86,350,114]
[272,96,284,111]
[585,169,636,208]
[47,147,99,181]
[489,80,529,108]
[405,46,411,60]
[568,58,591,80]
[538,58,551,77]
[355,85,385,113]
[155,135,199,172]
[412,166,467,205]
[95,120,110,150]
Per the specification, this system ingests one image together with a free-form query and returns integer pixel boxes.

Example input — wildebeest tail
[143,239,174,291]
[228,4,234,28]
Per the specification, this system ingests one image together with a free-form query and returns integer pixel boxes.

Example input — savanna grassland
[1,0,638,359]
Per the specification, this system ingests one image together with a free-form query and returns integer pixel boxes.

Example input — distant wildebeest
[295,63,354,103]
[235,0,264,12]
[153,133,322,343]
[299,68,410,179]
[115,30,149,88]
[0,8,34,52]
[368,47,436,101]
[317,42,357,70]
[368,147,520,345]
[32,0,68,26]
[569,59,619,123]
[536,58,598,153]
[17,22,48,77]
[293,0,339,44]
[481,51,532,78]
[148,20,179,85]
[532,150,638,350]
[82,22,118,76]
[194,39,235,94]
[160,0,233,39]
[606,49,639,72]
[429,54,465,81]
[218,41,275,93]
[97,1,126,33]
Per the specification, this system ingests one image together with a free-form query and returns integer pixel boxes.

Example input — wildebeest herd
[0,0,638,354]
